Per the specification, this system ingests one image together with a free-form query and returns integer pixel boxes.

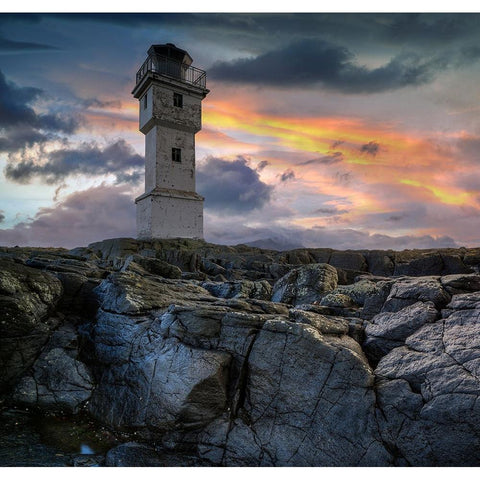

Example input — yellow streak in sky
[400,179,473,206]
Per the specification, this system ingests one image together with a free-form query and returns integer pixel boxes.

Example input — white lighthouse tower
[132,43,209,239]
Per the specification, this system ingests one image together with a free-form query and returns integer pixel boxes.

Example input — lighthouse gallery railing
[135,54,207,89]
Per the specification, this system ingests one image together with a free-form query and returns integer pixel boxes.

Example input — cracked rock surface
[2,240,480,466]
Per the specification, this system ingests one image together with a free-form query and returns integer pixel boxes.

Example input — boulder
[375,297,480,465]
[94,272,213,315]
[382,276,450,313]
[440,274,480,295]
[320,292,357,308]
[329,251,367,272]
[271,263,338,306]
[394,252,442,277]
[198,318,391,466]
[201,280,272,301]
[121,254,182,279]
[0,258,63,391]
[12,347,94,413]
[364,251,395,276]
[89,337,231,430]
[88,238,140,267]
[363,301,438,365]
[336,279,379,306]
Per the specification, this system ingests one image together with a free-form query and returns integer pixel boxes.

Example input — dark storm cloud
[279,169,295,182]
[197,156,273,213]
[385,14,474,44]
[0,34,58,53]
[0,70,78,132]
[0,128,50,153]
[29,13,479,49]
[4,139,144,185]
[0,70,80,152]
[0,70,43,126]
[300,152,344,166]
[210,38,460,93]
[360,141,380,156]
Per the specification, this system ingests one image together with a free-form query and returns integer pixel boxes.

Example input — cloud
[197,156,273,213]
[279,169,295,182]
[300,152,344,166]
[0,34,58,53]
[4,139,144,185]
[210,38,462,93]
[385,14,472,44]
[331,140,345,149]
[0,184,136,248]
[312,206,349,216]
[204,218,458,250]
[360,141,380,156]
[0,70,80,152]
[0,210,4,223]
[256,160,269,171]
[35,14,480,51]
[387,214,406,222]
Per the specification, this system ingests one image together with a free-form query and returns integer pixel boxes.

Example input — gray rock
[382,276,450,313]
[443,291,480,311]
[202,280,272,301]
[336,279,379,306]
[440,274,480,295]
[320,292,356,308]
[364,251,395,276]
[94,272,213,315]
[0,258,63,391]
[394,253,444,276]
[375,299,480,466]
[88,237,140,266]
[72,455,105,467]
[329,251,367,272]
[201,259,227,276]
[364,301,438,364]
[362,280,394,319]
[89,334,231,430]
[122,254,182,279]
[104,442,209,467]
[200,318,391,466]
[271,263,338,306]
[441,254,472,275]
[288,308,349,336]
[12,347,93,413]
[105,442,162,467]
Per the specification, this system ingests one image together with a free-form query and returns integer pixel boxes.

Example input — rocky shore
[2,237,480,466]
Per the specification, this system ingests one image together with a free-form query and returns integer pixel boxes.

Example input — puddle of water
[80,443,95,455]
[32,412,120,454]
[0,408,123,466]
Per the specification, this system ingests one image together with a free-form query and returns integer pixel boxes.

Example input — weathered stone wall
[136,193,203,240]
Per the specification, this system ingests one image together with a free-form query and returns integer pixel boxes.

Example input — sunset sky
[1,12,480,249]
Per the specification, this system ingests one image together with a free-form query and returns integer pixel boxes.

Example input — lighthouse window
[172,148,182,163]
[143,93,147,109]
[173,92,183,108]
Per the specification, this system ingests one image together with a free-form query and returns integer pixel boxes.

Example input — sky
[1,12,480,250]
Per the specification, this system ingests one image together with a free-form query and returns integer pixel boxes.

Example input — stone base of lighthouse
[135,188,204,240]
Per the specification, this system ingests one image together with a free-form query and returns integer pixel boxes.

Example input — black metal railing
[135,54,207,88]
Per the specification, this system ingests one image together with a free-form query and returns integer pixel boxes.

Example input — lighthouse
[132,44,209,239]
